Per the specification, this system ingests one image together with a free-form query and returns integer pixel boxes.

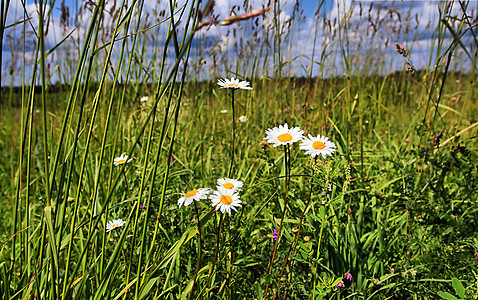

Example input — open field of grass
[0,0,477,299]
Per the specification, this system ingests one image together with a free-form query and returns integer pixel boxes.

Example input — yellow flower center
[220,195,233,205]
[185,190,199,198]
[227,83,238,88]
[312,141,325,150]
[223,183,234,189]
[117,159,126,164]
[277,133,293,143]
[112,224,119,228]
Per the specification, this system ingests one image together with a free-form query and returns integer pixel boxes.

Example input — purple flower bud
[335,281,345,290]
[140,205,146,210]
[273,229,278,241]
[171,155,175,162]
[345,272,353,281]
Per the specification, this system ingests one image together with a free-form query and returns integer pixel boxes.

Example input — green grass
[0,0,477,299]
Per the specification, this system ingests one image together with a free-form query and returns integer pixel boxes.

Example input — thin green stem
[21,34,40,285]
[122,169,131,199]
[264,144,291,299]
[37,1,54,296]
[227,214,233,300]
[188,201,204,300]
[200,214,224,300]
[280,185,313,299]
[38,0,50,207]
[280,184,313,300]
[312,203,327,300]
[228,89,236,177]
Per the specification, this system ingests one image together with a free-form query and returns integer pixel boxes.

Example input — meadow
[0,0,477,299]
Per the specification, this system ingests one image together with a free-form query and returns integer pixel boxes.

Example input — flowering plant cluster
[263,123,337,159]
[103,76,351,300]
[107,78,341,240]
[178,178,244,215]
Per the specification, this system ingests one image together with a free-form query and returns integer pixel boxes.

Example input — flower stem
[189,201,203,300]
[227,214,233,300]
[274,184,313,299]
[264,144,291,299]
[121,169,130,199]
[312,203,327,299]
[200,213,223,300]
[228,89,236,178]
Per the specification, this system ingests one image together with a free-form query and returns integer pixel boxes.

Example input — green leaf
[139,277,159,300]
[452,278,465,299]
[441,18,473,62]
[36,30,75,64]
[158,209,214,269]
[437,291,459,300]
[180,265,209,299]
[5,17,32,29]
[112,276,137,300]
[332,277,343,286]
[262,273,274,285]
[44,206,59,279]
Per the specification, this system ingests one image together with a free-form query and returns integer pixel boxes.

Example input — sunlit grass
[0,0,477,299]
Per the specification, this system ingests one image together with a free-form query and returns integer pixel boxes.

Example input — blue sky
[2,0,477,85]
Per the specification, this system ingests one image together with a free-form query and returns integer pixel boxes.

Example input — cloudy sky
[1,0,477,86]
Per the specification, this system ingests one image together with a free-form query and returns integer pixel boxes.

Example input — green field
[0,0,477,299]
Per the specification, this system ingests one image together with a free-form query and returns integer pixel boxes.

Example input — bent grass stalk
[136,24,195,298]
[129,2,200,297]
[138,1,173,273]
[86,11,132,289]
[19,31,40,291]
[99,0,145,281]
[36,0,55,295]
[143,6,205,269]
[64,0,138,296]
[61,1,106,297]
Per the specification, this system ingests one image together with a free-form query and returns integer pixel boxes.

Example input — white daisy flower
[106,219,126,232]
[220,110,228,114]
[217,178,243,192]
[239,115,248,123]
[300,134,337,159]
[210,187,242,215]
[264,123,304,147]
[140,96,149,102]
[177,187,211,208]
[217,77,252,90]
[113,154,133,166]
